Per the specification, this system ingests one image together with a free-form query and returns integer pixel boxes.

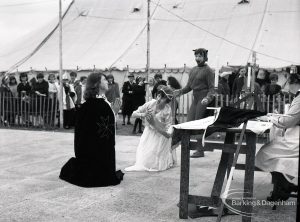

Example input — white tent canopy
[0,0,299,72]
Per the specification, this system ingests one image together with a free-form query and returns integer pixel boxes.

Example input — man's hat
[157,85,174,100]
[128,73,134,77]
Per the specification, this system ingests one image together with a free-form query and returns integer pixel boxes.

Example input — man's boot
[191,140,205,158]
[191,150,204,158]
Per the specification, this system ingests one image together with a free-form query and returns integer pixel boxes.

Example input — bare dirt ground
[0,128,297,222]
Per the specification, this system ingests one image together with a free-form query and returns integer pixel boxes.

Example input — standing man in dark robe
[121,73,136,125]
[174,48,215,158]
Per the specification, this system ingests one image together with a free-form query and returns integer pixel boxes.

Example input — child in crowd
[264,73,282,96]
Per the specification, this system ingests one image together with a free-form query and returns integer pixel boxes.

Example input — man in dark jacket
[121,73,136,125]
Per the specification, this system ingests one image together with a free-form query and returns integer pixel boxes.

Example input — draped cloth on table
[171,106,267,147]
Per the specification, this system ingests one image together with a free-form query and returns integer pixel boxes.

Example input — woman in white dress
[125,85,177,172]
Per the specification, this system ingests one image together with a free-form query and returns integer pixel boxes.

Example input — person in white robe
[255,73,300,200]
[125,86,177,172]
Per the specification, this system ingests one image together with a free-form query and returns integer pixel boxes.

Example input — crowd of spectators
[218,67,284,98]
[0,67,298,130]
[0,71,87,129]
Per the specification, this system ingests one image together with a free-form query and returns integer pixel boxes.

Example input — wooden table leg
[211,151,230,198]
[225,132,234,180]
[242,132,256,222]
[179,132,191,219]
[211,132,235,198]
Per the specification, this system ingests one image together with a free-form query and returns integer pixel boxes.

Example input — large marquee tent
[0,0,299,73]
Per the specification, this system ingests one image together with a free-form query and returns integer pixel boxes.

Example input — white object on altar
[172,117,272,134]
[170,110,273,146]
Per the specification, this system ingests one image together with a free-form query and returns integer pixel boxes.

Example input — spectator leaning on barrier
[32,73,49,97]
[174,48,215,158]
[17,72,31,97]
[48,73,59,98]
[31,73,49,126]
[17,72,32,126]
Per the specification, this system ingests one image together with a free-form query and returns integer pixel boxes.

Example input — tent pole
[251,51,257,93]
[146,0,151,101]
[58,0,64,129]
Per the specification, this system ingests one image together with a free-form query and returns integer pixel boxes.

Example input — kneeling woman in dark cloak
[59,72,124,187]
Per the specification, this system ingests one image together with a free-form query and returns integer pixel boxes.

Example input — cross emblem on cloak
[96,116,114,138]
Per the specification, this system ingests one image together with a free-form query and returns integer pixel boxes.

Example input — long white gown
[125,99,177,172]
[255,94,300,185]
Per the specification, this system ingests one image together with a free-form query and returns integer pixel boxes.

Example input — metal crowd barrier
[0,91,294,132]
[0,92,59,129]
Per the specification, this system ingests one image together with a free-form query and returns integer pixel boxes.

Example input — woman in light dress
[125,85,177,172]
